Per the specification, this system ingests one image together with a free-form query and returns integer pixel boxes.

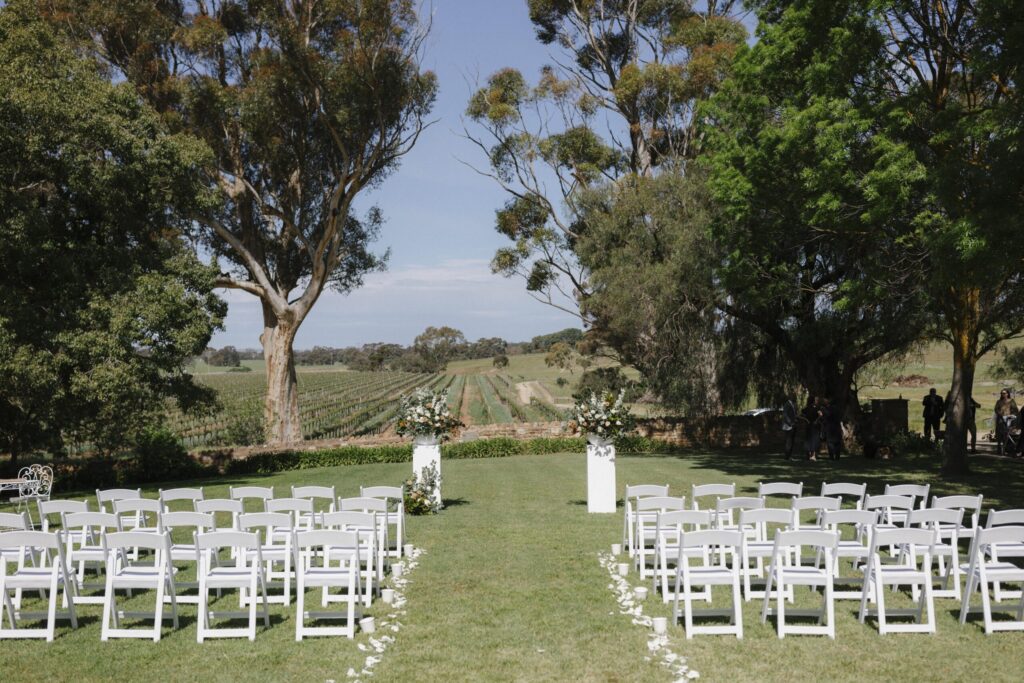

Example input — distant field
[175,342,1024,447]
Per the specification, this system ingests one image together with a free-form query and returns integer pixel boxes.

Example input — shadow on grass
[442,497,470,508]
[624,447,1024,509]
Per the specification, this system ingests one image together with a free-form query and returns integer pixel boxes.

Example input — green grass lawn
[2,450,1023,681]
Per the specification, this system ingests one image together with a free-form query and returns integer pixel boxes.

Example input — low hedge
[16,435,686,495]
[224,435,687,476]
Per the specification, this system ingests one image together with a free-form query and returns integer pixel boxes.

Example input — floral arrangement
[404,462,442,515]
[396,387,463,441]
[571,390,634,441]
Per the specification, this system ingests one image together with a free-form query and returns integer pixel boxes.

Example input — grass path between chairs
[2,449,1024,682]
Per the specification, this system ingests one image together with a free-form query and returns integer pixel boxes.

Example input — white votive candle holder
[404,543,414,557]
[359,617,376,634]
[392,562,404,577]
[652,617,667,635]
[381,589,395,604]
[611,543,622,555]
[635,586,648,601]
[617,563,629,577]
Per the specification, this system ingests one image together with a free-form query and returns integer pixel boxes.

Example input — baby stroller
[998,414,1021,456]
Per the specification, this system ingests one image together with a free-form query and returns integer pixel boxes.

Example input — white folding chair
[761,530,839,638]
[932,494,984,544]
[159,487,205,512]
[819,482,867,509]
[112,498,163,561]
[339,497,391,574]
[906,507,964,600]
[267,498,316,535]
[634,496,686,578]
[691,483,735,526]
[758,482,804,503]
[195,530,270,642]
[196,499,243,531]
[294,529,362,640]
[239,512,294,605]
[790,496,842,532]
[95,488,142,530]
[60,512,123,605]
[0,512,38,609]
[100,531,179,641]
[0,530,77,641]
[361,485,405,558]
[161,511,215,604]
[983,509,1024,601]
[714,496,764,544]
[882,484,930,526]
[652,509,713,603]
[959,525,1024,633]
[862,494,915,550]
[229,485,274,512]
[673,529,744,639]
[294,485,337,532]
[819,509,878,600]
[623,484,670,558]
[37,500,89,533]
[321,511,379,607]
[859,526,937,634]
[739,508,794,602]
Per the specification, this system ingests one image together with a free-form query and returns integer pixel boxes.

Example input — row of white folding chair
[0,527,365,641]
[960,524,1024,634]
[95,485,406,559]
[58,507,385,609]
[668,524,948,639]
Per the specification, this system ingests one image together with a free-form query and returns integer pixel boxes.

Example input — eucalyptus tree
[51,0,438,443]
[466,0,745,317]
[0,3,225,462]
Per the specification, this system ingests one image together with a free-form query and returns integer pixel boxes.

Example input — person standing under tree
[994,389,1019,448]
[802,397,822,462]
[782,396,797,459]
[922,388,945,444]
[966,394,981,454]
[822,398,843,460]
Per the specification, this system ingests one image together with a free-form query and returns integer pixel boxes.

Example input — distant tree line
[200,327,585,374]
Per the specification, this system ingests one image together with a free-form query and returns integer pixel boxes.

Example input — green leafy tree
[412,326,467,373]
[52,0,438,444]
[466,0,745,316]
[492,354,510,369]
[729,1,1024,474]
[698,1,935,424]
[0,5,225,462]
[545,341,577,374]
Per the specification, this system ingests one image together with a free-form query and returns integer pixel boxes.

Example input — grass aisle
[379,454,666,681]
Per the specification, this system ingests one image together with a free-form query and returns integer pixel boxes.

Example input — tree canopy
[0,3,225,460]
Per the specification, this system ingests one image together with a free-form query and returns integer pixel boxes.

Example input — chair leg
[296,577,305,642]
[197,574,207,643]
[732,575,744,639]
[248,575,257,641]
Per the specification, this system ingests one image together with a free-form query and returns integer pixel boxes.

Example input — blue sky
[211,1,581,350]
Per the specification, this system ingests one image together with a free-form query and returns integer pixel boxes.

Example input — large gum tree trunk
[261,303,303,445]
[942,289,980,477]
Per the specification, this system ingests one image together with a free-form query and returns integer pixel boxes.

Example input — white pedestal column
[586,437,616,513]
[412,437,442,505]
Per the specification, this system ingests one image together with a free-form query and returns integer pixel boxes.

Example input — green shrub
[133,426,203,483]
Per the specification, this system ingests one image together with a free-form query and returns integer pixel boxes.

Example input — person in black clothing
[802,396,822,462]
[782,397,797,459]
[922,388,944,444]
[822,398,843,460]
[966,395,981,454]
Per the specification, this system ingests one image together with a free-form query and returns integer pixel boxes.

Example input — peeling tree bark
[943,287,981,477]
[260,302,303,444]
